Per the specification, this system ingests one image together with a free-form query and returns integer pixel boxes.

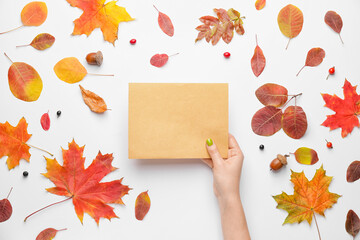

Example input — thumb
[206,138,223,167]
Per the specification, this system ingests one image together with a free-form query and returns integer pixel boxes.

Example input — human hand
[202,134,244,202]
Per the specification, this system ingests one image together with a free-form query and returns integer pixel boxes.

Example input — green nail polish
[206,138,213,146]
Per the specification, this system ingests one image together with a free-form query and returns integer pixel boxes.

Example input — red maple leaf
[25,140,130,224]
[321,79,360,137]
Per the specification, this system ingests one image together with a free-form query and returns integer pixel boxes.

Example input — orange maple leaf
[66,0,134,44]
[273,166,340,226]
[321,79,360,138]
[41,140,130,224]
[0,118,31,170]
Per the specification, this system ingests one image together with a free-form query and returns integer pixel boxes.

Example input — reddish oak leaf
[0,118,31,170]
[273,166,340,227]
[135,191,151,220]
[251,35,266,77]
[321,79,360,138]
[30,140,131,224]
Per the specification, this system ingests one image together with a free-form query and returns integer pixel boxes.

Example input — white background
[0,0,360,239]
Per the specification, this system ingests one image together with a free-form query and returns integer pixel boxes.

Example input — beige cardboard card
[128,83,228,159]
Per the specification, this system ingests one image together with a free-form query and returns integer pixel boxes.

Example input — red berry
[329,67,335,75]
[325,139,333,148]
[130,39,137,45]
[223,52,231,58]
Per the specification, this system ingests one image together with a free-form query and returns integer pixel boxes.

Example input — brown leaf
[255,83,288,107]
[282,106,307,139]
[135,191,151,220]
[0,188,13,222]
[79,85,107,113]
[251,106,283,136]
[347,161,360,182]
[251,35,266,77]
[346,210,360,238]
[36,228,67,240]
[325,11,344,44]
[297,48,325,76]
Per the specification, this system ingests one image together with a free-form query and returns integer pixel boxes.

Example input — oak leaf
[79,85,108,113]
[277,4,303,49]
[273,166,340,225]
[40,140,131,224]
[0,118,31,170]
[321,79,360,138]
[66,0,134,45]
[135,191,151,220]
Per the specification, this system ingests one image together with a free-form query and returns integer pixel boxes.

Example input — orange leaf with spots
[321,79,360,138]
[255,0,266,10]
[135,191,151,220]
[25,140,131,224]
[66,0,134,45]
[277,4,303,49]
[79,85,108,113]
[273,166,340,236]
[17,33,55,50]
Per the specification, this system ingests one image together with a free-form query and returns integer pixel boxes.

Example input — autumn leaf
[277,4,303,49]
[36,228,67,240]
[195,8,245,45]
[346,210,360,239]
[79,85,108,113]
[321,79,360,138]
[296,48,325,76]
[66,0,134,45]
[325,11,344,44]
[24,140,131,224]
[5,53,43,102]
[255,0,266,10]
[41,112,50,131]
[347,161,360,182]
[0,2,47,34]
[0,188,13,222]
[135,191,151,221]
[251,35,266,77]
[282,106,307,139]
[0,118,31,170]
[293,147,319,165]
[17,33,55,50]
[153,5,174,37]
[273,166,340,238]
[251,106,283,136]
[255,83,288,107]
[54,57,113,83]
[150,53,178,67]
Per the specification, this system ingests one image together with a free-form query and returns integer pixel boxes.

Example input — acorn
[270,154,289,171]
[86,51,103,66]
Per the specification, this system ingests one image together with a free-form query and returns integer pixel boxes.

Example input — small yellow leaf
[54,57,87,84]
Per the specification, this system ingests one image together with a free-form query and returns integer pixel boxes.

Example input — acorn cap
[277,154,288,165]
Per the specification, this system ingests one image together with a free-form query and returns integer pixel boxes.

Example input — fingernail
[206,138,213,146]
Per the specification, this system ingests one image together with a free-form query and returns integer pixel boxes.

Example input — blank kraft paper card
[128,83,228,159]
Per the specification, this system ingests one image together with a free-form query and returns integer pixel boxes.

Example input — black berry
[259,144,264,150]
[57,110,61,117]
[23,171,29,177]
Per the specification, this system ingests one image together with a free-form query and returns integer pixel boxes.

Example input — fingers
[206,139,223,167]
[201,158,213,168]
[228,133,244,158]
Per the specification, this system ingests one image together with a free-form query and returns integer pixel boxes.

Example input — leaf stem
[6,187,13,199]
[57,228,67,232]
[26,143,53,156]
[168,53,179,58]
[281,93,302,110]
[87,73,114,77]
[296,65,305,77]
[153,5,159,12]
[339,33,344,44]
[24,197,72,222]
[0,25,23,35]
[255,34,258,46]
[3,52,14,64]
[313,211,322,240]
[285,38,291,50]
[16,44,30,48]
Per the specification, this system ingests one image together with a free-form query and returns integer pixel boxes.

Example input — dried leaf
[321,79,360,138]
[154,5,174,37]
[195,8,244,45]
[277,4,303,49]
[251,106,283,136]
[293,147,319,165]
[0,188,13,222]
[0,118,31,170]
[66,0,134,45]
[41,112,50,131]
[79,85,107,113]
[346,210,360,238]
[297,48,325,76]
[255,0,266,10]
[135,191,151,220]
[273,166,340,225]
[39,140,131,224]
[54,57,87,84]
[29,33,55,50]
[21,2,48,26]
[347,161,360,183]
[282,106,307,139]
[251,35,266,77]
[325,11,344,44]
[150,54,169,67]
[5,53,43,102]
[36,228,67,240]
[255,83,288,107]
